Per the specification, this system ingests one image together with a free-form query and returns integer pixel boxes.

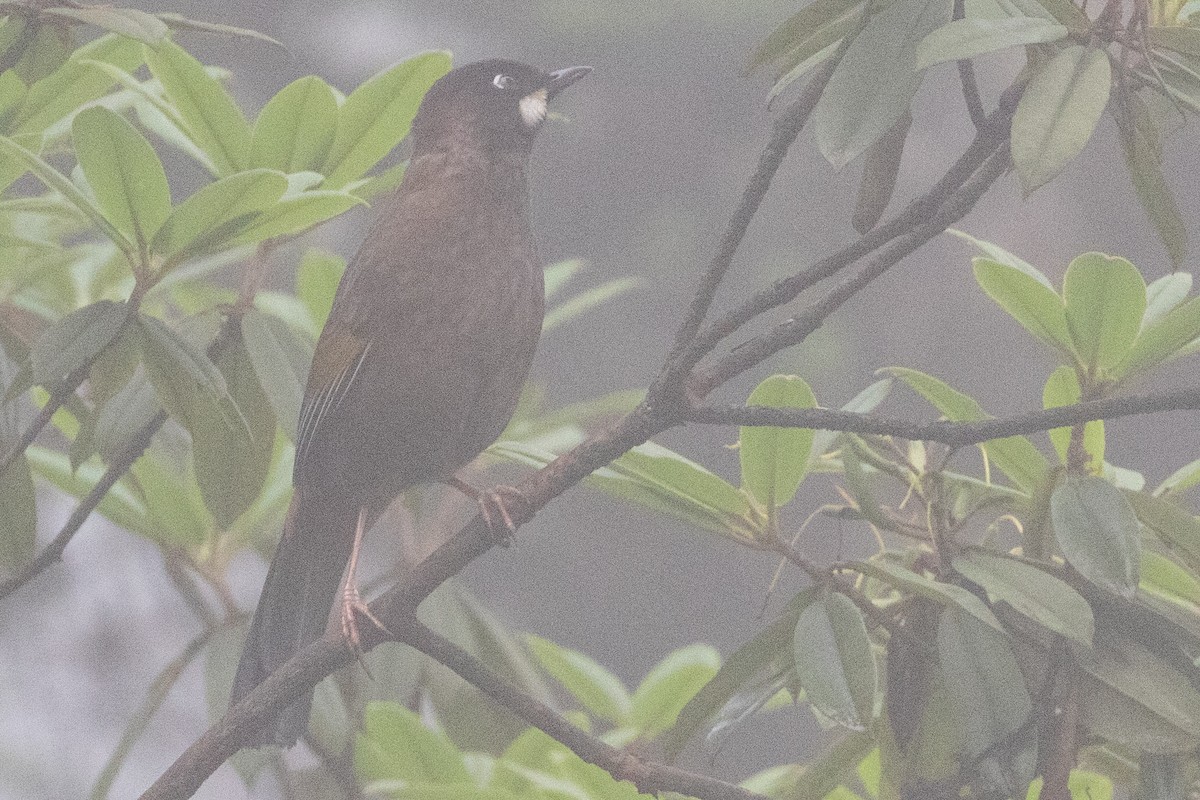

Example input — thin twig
[953,0,987,130]
[649,51,847,407]
[395,620,770,800]
[0,390,61,478]
[691,146,1012,394]
[768,536,899,635]
[687,384,1200,447]
[89,625,219,800]
[0,409,167,600]
[682,83,1022,397]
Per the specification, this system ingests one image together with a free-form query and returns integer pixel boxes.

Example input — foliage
[2,2,1200,800]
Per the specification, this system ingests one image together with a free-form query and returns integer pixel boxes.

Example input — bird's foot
[476,485,535,546]
[445,476,535,546]
[339,582,391,662]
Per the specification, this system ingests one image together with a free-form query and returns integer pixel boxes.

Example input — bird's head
[411,59,591,155]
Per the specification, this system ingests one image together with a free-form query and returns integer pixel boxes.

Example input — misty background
[2,1,1198,798]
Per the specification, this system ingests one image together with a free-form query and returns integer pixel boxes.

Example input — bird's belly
[300,285,541,506]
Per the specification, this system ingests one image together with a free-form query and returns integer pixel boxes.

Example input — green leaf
[250,76,338,173]
[525,634,631,726]
[155,13,284,49]
[137,314,229,429]
[240,310,311,441]
[1062,252,1146,373]
[937,609,1034,789]
[953,549,1094,645]
[793,592,878,730]
[855,558,1006,631]
[1148,26,1200,58]
[591,441,758,539]
[1117,294,1200,379]
[1125,490,1200,571]
[91,371,162,464]
[972,256,1074,355]
[144,40,251,175]
[72,106,171,254]
[14,23,72,87]
[130,446,213,547]
[741,733,876,800]
[1154,457,1200,497]
[543,277,641,331]
[915,17,1066,68]
[41,7,169,46]
[740,374,818,510]
[1141,549,1200,607]
[354,701,471,785]
[948,228,1050,287]
[813,0,953,167]
[323,51,452,188]
[1011,45,1112,192]
[663,592,812,759]
[0,134,136,258]
[189,334,275,529]
[749,0,864,69]
[1051,475,1140,597]
[1043,366,1103,470]
[225,190,364,245]
[29,300,129,387]
[543,259,585,300]
[296,248,344,332]
[1144,273,1192,330]
[1076,635,1200,751]
[14,34,144,136]
[152,169,288,262]
[1115,91,1188,268]
[630,644,721,738]
[887,367,1047,491]
[0,453,36,572]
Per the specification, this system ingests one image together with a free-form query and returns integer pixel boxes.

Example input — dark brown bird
[230,58,591,746]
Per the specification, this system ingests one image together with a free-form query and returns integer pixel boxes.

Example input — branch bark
[686,385,1200,446]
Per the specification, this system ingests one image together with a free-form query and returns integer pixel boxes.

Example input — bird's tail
[230,488,356,747]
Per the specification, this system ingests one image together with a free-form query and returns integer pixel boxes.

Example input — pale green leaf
[953,549,1093,645]
[915,17,1066,69]
[250,76,338,173]
[1062,252,1146,373]
[740,374,818,509]
[792,592,878,730]
[1011,45,1112,192]
[145,40,251,175]
[1051,475,1140,597]
[323,51,452,188]
[72,106,171,252]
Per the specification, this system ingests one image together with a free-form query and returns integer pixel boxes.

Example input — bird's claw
[476,485,534,547]
[339,583,390,663]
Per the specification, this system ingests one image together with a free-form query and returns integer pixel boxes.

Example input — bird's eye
[492,74,514,90]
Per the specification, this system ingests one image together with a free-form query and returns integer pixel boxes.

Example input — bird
[229,58,591,747]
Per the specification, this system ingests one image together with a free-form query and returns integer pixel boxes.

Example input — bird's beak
[546,66,592,99]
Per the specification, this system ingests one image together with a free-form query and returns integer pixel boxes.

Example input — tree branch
[650,52,845,406]
[0,409,167,600]
[686,385,1200,446]
[690,145,1012,396]
[680,82,1022,398]
[396,620,770,800]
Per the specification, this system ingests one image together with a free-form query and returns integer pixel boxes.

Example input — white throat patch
[519,89,548,128]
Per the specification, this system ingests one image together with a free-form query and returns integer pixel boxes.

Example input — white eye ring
[493,74,514,90]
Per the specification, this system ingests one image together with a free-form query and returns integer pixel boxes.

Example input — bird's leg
[444,476,535,546]
[339,506,391,657]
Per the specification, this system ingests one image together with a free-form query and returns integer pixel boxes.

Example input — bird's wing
[295,330,371,464]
